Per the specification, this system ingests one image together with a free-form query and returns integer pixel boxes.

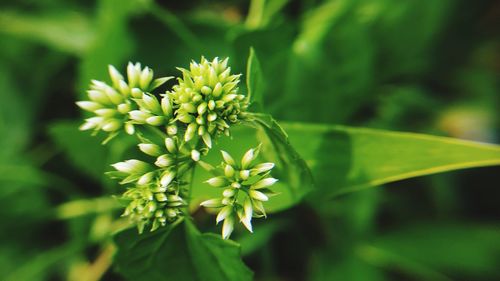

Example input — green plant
[77,57,278,239]
[74,50,500,281]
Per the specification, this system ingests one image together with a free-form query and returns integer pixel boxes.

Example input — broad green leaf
[280,122,500,197]
[49,121,108,180]
[250,114,314,209]
[362,223,500,278]
[246,47,264,108]
[114,220,253,281]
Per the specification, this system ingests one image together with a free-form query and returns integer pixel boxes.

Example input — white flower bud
[155,154,174,167]
[125,122,135,135]
[202,132,212,148]
[105,86,123,104]
[138,143,162,157]
[221,150,236,166]
[181,103,197,113]
[222,188,235,198]
[216,205,232,224]
[241,148,256,169]
[139,67,154,89]
[88,90,112,105]
[222,215,235,240]
[155,193,168,202]
[207,112,217,122]
[201,86,212,95]
[129,110,151,122]
[95,108,116,117]
[127,62,141,88]
[118,80,130,96]
[200,198,223,208]
[160,170,175,187]
[117,103,132,114]
[222,94,237,103]
[241,197,253,232]
[191,150,200,161]
[208,100,215,110]
[178,113,194,124]
[164,138,176,153]
[166,124,177,135]
[102,119,121,132]
[251,178,278,189]
[249,190,268,202]
[112,159,149,174]
[108,65,124,88]
[76,101,102,112]
[138,172,154,185]
[206,176,228,187]
[161,95,173,116]
[224,164,235,178]
[130,88,143,99]
[184,123,197,142]
[142,94,162,114]
[212,82,223,97]
[251,163,274,175]
[197,102,207,115]
[146,116,165,126]
[239,170,250,180]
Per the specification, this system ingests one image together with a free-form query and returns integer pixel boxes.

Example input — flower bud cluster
[200,146,277,239]
[168,57,248,148]
[77,63,172,138]
[78,58,276,238]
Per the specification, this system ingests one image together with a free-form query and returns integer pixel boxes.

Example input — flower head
[77,63,172,139]
[168,57,248,148]
[200,145,277,239]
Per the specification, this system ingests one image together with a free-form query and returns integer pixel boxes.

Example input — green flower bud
[200,198,223,208]
[155,154,175,167]
[191,150,200,161]
[216,205,233,224]
[222,215,235,240]
[249,190,268,202]
[206,176,229,187]
[251,178,278,190]
[102,119,121,132]
[146,116,165,126]
[76,101,102,112]
[139,67,154,89]
[160,170,175,187]
[138,143,163,157]
[164,138,177,153]
[108,65,124,88]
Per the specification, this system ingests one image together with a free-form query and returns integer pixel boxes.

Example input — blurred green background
[0,0,499,280]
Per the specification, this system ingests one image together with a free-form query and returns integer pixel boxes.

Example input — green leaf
[280,122,500,197]
[361,223,500,278]
[246,47,264,108]
[49,120,108,180]
[249,114,314,210]
[114,220,253,281]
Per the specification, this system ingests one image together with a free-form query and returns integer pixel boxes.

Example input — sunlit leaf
[280,122,500,197]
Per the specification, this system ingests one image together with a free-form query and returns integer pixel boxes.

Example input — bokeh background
[0,0,499,280]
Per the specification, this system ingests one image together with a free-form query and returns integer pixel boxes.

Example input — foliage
[0,0,499,281]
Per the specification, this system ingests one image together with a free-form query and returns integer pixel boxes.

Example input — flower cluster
[77,63,172,140]
[168,57,248,148]
[77,58,276,238]
[200,146,278,239]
